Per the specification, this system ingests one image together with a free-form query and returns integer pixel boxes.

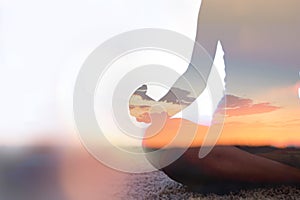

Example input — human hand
[129,85,154,123]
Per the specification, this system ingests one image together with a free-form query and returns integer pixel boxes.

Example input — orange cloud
[220,95,280,117]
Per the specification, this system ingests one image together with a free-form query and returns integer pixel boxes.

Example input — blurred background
[0,0,203,199]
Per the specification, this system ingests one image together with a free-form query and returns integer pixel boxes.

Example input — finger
[133,84,147,95]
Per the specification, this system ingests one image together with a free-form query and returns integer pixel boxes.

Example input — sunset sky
[130,0,300,148]
[1,0,299,148]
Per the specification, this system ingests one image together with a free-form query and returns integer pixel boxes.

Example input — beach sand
[123,170,300,199]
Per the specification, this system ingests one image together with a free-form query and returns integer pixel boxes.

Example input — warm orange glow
[142,117,300,149]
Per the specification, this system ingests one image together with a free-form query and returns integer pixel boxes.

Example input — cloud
[161,87,196,105]
[129,86,196,123]
[131,88,281,120]
[129,94,183,123]
[221,95,280,117]
[133,85,196,105]
[133,85,154,101]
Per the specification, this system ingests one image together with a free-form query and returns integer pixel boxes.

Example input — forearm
[159,1,219,110]
[131,0,219,118]
[159,66,207,105]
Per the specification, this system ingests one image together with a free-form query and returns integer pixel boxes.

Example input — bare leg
[161,146,300,191]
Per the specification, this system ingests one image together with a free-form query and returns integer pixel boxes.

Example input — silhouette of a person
[130,0,300,190]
